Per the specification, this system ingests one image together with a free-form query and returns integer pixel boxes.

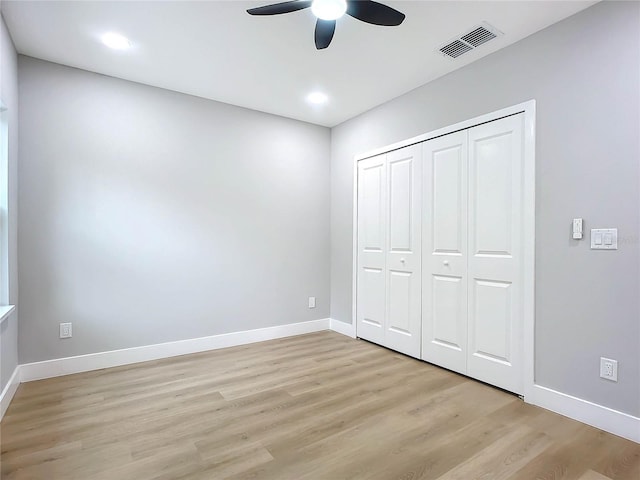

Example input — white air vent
[461,27,496,47]
[439,22,502,59]
[440,40,472,59]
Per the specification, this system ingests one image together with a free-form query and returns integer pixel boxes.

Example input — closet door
[384,145,422,358]
[467,114,524,395]
[356,154,387,345]
[421,131,468,374]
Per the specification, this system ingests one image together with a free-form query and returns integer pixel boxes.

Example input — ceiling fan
[247,0,406,50]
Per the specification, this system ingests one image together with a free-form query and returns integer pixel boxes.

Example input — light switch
[591,228,618,250]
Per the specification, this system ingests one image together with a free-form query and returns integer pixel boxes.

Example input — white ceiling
[2,0,596,127]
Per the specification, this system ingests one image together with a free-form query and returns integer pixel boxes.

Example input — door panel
[361,162,385,252]
[467,114,524,394]
[357,155,386,345]
[385,145,422,358]
[472,132,513,257]
[431,275,465,349]
[388,270,412,334]
[422,131,468,374]
[389,158,412,252]
[433,147,465,254]
[360,268,385,328]
[470,279,512,364]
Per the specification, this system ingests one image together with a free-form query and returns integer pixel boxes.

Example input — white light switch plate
[308,296,316,309]
[591,228,617,249]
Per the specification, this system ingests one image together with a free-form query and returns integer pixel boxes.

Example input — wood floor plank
[1,331,638,480]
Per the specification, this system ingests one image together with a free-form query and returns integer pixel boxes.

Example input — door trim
[352,100,536,402]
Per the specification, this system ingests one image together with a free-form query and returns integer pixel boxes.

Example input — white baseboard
[528,384,640,443]
[20,318,330,383]
[330,318,356,338]
[0,366,21,420]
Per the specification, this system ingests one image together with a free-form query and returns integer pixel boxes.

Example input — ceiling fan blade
[346,0,405,26]
[315,19,336,49]
[247,0,312,16]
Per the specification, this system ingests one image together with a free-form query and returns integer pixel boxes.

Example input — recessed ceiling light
[307,91,329,105]
[311,0,347,21]
[101,32,131,50]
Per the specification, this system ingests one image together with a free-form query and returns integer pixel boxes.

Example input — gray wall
[18,57,331,364]
[0,14,19,393]
[330,1,640,416]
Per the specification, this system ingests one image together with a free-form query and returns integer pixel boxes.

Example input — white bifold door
[356,145,422,358]
[421,130,469,374]
[421,114,525,395]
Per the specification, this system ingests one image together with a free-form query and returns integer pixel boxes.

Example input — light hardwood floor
[1,331,638,479]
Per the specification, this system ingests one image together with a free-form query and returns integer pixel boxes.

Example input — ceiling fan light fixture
[311,0,347,21]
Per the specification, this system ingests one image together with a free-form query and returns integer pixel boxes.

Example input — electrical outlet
[600,357,618,382]
[59,322,72,339]
[308,296,316,309]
